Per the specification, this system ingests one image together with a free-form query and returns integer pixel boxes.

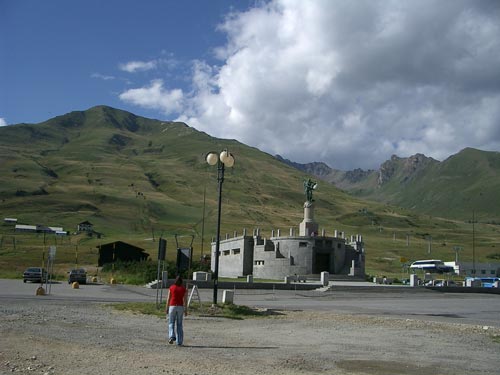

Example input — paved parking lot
[2,279,499,327]
[2,279,500,375]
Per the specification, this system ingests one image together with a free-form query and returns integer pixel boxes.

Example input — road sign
[48,246,56,260]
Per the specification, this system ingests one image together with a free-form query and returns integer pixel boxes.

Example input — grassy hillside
[360,149,500,222]
[1,106,499,280]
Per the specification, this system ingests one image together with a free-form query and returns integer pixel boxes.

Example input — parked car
[435,280,457,287]
[68,268,87,284]
[23,267,47,283]
[477,277,500,288]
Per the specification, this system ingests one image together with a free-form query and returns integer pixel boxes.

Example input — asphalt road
[2,279,499,328]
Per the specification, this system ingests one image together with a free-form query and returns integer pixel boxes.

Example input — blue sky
[2,0,500,170]
[1,0,246,122]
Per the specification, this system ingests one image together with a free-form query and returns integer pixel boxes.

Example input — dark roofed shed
[97,241,149,266]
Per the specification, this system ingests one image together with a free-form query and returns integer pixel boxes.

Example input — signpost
[156,238,167,309]
[453,246,463,263]
[174,234,194,278]
[46,245,56,294]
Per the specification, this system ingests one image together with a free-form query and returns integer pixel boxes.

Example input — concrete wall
[252,236,313,279]
[212,236,254,278]
[212,230,365,279]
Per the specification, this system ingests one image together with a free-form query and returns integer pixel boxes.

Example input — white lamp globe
[206,152,218,166]
[220,151,235,167]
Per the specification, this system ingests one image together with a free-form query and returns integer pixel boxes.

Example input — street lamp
[206,150,235,305]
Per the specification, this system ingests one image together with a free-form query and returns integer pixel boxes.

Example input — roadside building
[77,221,94,233]
[15,224,37,233]
[211,190,365,280]
[446,261,500,277]
[97,241,149,266]
[212,228,364,279]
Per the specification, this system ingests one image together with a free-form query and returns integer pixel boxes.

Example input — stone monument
[299,179,319,236]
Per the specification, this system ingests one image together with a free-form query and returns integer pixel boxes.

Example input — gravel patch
[1,299,499,375]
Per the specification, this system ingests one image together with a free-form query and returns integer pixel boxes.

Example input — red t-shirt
[168,284,186,306]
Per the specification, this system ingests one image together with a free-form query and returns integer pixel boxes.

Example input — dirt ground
[1,298,499,375]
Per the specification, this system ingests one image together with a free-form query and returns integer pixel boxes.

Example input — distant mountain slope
[1,106,499,276]
[275,149,500,221]
[0,105,372,237]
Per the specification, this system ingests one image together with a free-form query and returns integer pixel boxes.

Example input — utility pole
[472,210,476,277]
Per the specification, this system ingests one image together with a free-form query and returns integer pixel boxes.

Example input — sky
[1,0,500,170]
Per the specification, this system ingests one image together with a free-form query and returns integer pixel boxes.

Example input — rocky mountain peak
[378,153,435,186]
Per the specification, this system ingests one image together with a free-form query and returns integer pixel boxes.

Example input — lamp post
[206,150,235,305]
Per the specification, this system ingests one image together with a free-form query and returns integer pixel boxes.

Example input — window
[223,250,230,256]
[299,242,308,247]
[254,260,264,266]
[481,269,486,275]
[232,249,240,255]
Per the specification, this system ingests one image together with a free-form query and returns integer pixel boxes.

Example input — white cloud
[119,60,158,73]
[91,73,115,80]
[0,118,7,127]
[119,79,184,115]
[120,0,500,170]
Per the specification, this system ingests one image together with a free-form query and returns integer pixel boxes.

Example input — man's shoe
[168,338,175,344]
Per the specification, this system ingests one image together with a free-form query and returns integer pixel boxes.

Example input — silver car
[23,267,47,283]
[68,268,87,284]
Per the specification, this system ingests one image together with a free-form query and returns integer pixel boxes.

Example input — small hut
[97,241,149,266]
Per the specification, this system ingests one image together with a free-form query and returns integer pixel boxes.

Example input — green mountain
[277,149,500,222]
[0,105,368,241]
[1,106,498,277]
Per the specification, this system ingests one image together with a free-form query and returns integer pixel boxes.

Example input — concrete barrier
[321,272,329,286]
[222,290,234,304]
[410,274,419,287]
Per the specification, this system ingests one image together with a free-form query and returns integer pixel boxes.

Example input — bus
[409,259,454,274]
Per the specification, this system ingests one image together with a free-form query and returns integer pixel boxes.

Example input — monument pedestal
[299,201,319,237]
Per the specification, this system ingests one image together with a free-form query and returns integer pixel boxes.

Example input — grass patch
[491,335,500,344]
[110,301,271,320]
[112,302,165,318]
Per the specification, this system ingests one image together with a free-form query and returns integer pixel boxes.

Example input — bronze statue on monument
[303,178,318,202]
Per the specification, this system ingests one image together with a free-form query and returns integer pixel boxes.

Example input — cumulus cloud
[119,79,184,115]
[0,118,7,127]
[120,0,500,169]
[119,60,158,73]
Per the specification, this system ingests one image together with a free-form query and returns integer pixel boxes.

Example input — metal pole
[472,210,476,277]
[201,185,206,257]
[213,161,224,305]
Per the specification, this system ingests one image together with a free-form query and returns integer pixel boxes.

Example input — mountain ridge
[1,105,499,276]
[275,148,500,220]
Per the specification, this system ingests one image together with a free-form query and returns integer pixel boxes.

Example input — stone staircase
[145,279,162,289]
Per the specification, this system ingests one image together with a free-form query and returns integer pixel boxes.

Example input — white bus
[409,259,454,273]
